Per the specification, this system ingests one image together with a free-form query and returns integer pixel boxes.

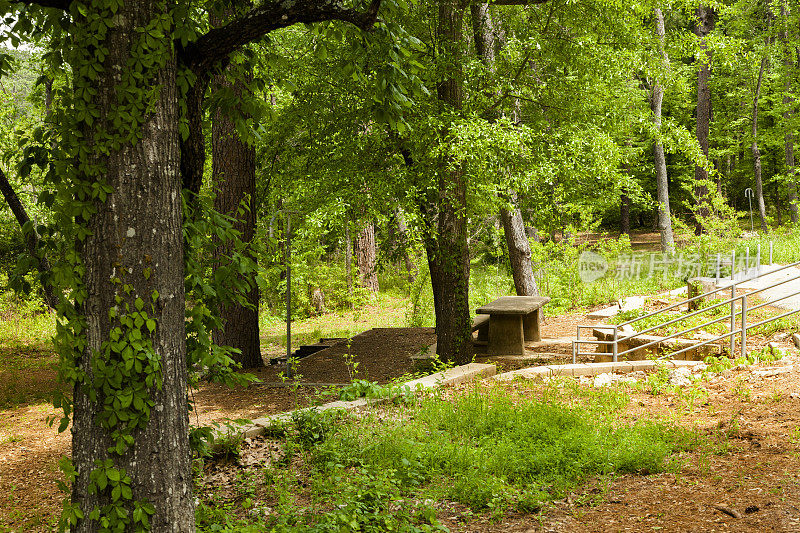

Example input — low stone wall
[592,328,719,362]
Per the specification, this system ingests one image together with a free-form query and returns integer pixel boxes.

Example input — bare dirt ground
[3,308,800,532]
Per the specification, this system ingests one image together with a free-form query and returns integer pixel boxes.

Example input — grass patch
[195,382,694,531]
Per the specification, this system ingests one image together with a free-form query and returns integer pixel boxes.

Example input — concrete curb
[237,363,496,439]
[491,359,704,381]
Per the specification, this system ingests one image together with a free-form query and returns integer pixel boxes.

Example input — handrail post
[731,250,736,281]
[730,283,736,356]
[573,326,579,364]
[715,253,720,283]
[741,294,748,358]
[612,325,618,363]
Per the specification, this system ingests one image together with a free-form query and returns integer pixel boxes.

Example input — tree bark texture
[652,7,675,253]
[693,5,715,234]
[210,29,262,369]
[432,0,471,365]
[355,222,379,291]
[753,50,770,233]
[500,201,539,297]
[70,4,193,531]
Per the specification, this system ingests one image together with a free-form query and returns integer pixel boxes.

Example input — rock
[668,367,692,387]
[793,333,800,350]
[619,296,646,312]
[768,342,788,358]
[593,373,614,388]
[752,366,793,378]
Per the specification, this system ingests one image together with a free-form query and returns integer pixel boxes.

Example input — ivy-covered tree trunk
[693,5,715,234]
[432,0,471,365]
[69,4,193,531]
[355,222,379,292]
[652,6,674,253]
[210,17,262,369]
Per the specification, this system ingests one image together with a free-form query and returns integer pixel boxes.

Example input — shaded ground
[2,306,800,531]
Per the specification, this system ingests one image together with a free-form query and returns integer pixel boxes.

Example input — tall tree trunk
[471,2,539,300]
[431,0,471,365]
[70,5,193,531]
[500,200,539,297]
[210,54,262,368]
[209,3,261,369]
[753,50,770,233]
[693,5,715,234]
[653,6,675,253]
[355,222,379,292]
[620,192,631,235]
[782,2,799,223]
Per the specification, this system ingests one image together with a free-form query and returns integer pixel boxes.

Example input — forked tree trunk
[693,5,715,234]
[355,222,379,292]
[753,49,770,233]
[652,6,675,253]
[70,4,193,531]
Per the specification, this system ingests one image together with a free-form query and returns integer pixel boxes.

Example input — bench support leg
[522,313,541,342]
[488,315,525,356]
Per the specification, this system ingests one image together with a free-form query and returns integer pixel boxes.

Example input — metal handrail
[617,259,800,329]
[618,268,800,344]
[573,257,800,364]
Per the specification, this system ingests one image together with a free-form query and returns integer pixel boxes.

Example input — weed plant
[195,382,693,531]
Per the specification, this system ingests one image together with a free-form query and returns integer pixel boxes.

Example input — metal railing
[572,257,800,364]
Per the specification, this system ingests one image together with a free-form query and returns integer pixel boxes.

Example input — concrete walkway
[708,264,800,311]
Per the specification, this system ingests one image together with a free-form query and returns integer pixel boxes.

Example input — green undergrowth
[195,382,695,532]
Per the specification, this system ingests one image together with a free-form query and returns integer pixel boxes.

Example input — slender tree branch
[0,166,59,308]
[180,0,382,75]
